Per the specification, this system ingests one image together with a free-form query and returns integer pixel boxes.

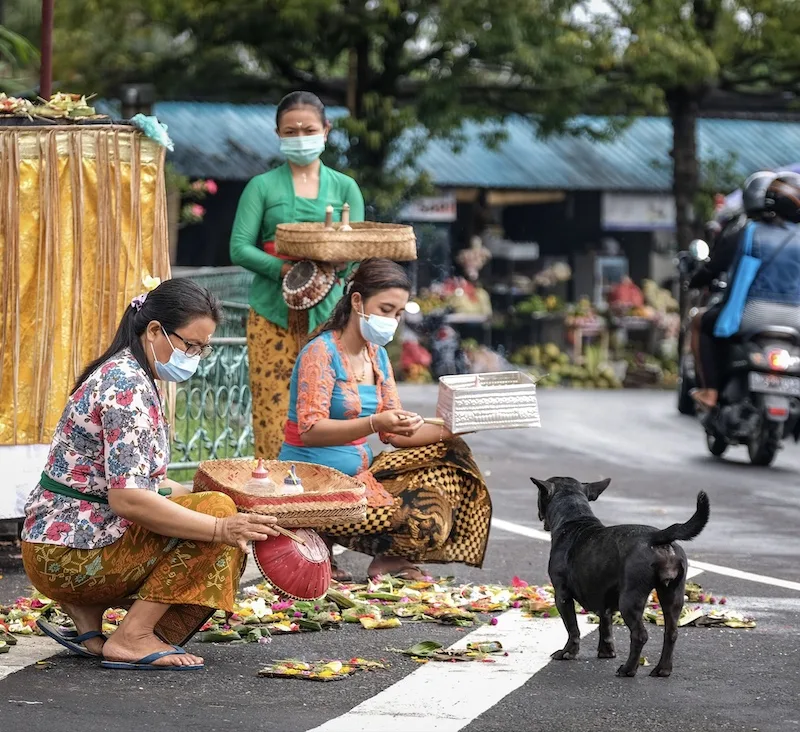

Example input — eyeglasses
[168,331,214,359]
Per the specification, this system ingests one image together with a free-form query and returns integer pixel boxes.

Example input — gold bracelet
[369,414,376,434]
[439,425,444,442]
[212,517,218,543]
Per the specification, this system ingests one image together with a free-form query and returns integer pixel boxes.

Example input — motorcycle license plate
[748,372,800,396]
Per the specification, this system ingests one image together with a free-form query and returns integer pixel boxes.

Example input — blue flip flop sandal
[100,645,204,671]
[36,619,105,658]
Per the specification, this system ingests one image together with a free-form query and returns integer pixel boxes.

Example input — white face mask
[279,134,325,166]
[359,309,399,346]
[151,328,200,382]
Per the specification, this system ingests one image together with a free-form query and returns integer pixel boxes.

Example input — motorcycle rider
[690,171,800,410]
[686,211,748,390]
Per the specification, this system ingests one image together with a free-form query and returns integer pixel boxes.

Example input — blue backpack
[714,223,759,338]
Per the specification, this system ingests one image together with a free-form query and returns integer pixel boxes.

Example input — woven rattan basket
[275,221,417,262]
[194,459,367,528]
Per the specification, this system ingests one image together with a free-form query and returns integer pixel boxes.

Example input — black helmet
[764,172,800,224]
[742,171,777,216]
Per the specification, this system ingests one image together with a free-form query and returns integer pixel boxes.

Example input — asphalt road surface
[2,388,800,732]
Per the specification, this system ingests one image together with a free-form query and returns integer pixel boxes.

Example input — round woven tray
[193,459,367,528]
[275,222,417,262]
[282,261,336,311]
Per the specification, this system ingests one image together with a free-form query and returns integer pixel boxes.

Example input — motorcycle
[680,241,800,466]
[404,305,470,379]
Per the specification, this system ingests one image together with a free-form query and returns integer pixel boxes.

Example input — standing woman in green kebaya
[230,92,365,459]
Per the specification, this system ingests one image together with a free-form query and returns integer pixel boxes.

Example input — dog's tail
[650,491,710,545]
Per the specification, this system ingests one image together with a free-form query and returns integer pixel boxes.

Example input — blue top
[744,221,800,306]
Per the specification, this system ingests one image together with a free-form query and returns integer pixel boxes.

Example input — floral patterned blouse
[278,331,401,476]
[22,349,170,549]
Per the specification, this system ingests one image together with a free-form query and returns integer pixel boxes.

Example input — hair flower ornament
[142,275,161,292]
[131,276,161,311]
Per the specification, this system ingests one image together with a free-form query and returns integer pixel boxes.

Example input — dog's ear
[530,478,554,524]
[530,477,555,499]
[582,478,611,501]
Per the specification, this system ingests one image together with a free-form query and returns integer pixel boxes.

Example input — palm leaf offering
[588,582,756,629]
[257,658,389,682]
[0,92,105,121]
[389,639,506,662]
[1,577,753,662]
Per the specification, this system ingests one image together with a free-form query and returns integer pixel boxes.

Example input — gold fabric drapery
[0,125,171,446]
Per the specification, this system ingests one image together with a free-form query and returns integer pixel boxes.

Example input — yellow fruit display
[510,342,622,389]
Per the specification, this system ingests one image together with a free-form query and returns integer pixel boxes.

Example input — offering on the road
[587,583,756,630]
[252,528,332,601]
[257,658,389,681]
[0,577,754,663]
[390,639,507,662]
[193,458,367,528]
[436,371,541,434]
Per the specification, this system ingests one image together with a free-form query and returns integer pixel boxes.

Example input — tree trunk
[667,87,705,362]
[667,88,701,253]
[347,49,358,116]
[39,0,54,99]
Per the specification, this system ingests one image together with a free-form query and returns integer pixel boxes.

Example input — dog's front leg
[551,591,581,660]
[597,609,616,658]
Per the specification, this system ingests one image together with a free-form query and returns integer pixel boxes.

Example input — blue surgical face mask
[359,309,399,347]
[151,328,201,382]
[280,134,326,166]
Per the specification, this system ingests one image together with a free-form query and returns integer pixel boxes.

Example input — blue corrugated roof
[144,101,800,191]
[419,115,800,191]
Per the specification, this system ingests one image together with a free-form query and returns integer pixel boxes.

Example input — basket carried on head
[275,204,417,262]
[193,459,367,528]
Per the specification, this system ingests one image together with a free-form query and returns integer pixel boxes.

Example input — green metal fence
[169,269,255,476]
[172,266,254,304]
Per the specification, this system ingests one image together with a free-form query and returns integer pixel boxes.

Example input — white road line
[688,560,800,593]
[0,558,267,683]
[305,561,704,732]
[0,637,60,682]
[306,610,598,732]
[491,517,551,542]
[305,564,705,732]
[491,516,800,592]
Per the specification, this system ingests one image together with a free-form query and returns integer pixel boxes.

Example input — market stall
[0,94,172,519]
[393,228,680,392]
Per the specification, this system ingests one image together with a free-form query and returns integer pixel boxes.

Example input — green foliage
[26,0,622,215]
[696,152,742,223]
[0,25,38,93]
[13,0,800,225]
[569,0,800,247]
[593,0,800,102]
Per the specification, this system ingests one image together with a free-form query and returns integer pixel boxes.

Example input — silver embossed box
[436,371,541,434]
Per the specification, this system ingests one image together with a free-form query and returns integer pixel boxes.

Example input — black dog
[531,476,710,678]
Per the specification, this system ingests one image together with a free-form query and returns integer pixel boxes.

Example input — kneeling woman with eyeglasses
[20,278,279,671]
